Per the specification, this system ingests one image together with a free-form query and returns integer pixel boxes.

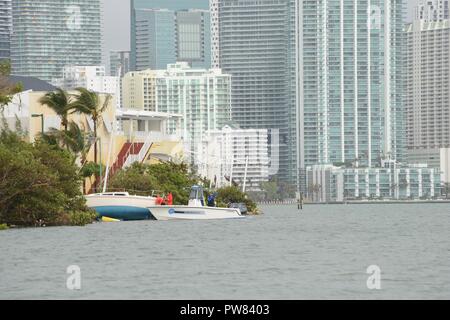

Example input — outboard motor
[188,185,205,207]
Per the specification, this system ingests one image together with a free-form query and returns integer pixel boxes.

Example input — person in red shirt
[166,193,173,206]
[155,195,164,205]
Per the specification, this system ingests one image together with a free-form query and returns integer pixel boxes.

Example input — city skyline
[102,0,421,56]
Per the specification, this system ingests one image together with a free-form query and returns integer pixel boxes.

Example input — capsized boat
[147,186,244,221]
[86,192,157,221]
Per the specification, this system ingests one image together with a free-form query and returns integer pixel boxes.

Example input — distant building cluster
[122,62,231,169]
[131,0,211,71]
[2,0,450,200]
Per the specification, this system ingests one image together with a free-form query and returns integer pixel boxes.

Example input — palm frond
[39,88,71,116]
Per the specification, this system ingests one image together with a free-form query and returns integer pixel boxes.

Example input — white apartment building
[200,125,270,191]
[306,164,442,203]
[122,62,232,167]
[52,66,119,95]
[405,20,450,172]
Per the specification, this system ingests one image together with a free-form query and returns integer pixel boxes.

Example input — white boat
[147,205,243,221]
[147,186,244,221]
[86,192,157,221]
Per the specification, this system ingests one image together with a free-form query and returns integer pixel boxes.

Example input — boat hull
[147,206,244,221]
[86,195,157,221]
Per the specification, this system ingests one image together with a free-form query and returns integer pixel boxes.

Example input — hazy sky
[102,0,419,59]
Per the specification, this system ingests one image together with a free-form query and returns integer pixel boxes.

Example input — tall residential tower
[406,0,450,169]
[0,0,12,61]
[296,0,406,177]
[214,0,297,185]
[10,0,102,82]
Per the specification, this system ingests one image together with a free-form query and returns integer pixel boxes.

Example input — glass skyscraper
[130,0,210,71]
[0,0,12,61]
[135,9,176,71]
[176,10,211,69]
[10,0,102,82]
[214,0,298,185]
[131,0,209,11]
[296,0,405,176]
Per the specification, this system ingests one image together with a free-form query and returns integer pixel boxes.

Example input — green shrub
[68,210,97,226]
[0,223,8,230]
[109,162,201,205]
[0,129,93,227]
[216,186,259,214]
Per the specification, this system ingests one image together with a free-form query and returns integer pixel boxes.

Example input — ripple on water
[1,204,450,299]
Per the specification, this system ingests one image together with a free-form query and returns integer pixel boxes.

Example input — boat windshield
[189,186,204,201]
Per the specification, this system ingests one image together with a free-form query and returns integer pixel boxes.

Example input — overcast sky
[102,0,419,59]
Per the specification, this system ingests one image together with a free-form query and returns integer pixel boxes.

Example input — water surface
[1,204,449,299]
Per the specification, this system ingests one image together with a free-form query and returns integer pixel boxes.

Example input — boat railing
[89,187,163,197]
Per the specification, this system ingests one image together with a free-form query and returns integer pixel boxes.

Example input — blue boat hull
[93,206,156,221]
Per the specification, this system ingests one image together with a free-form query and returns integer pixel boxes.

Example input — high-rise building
[10,0,102,82]
[176,10,211,69]
[134,9,176,71]
[214,0,297,185]
[131,0,209,11]
[110,51,131,109]
[0,0,12,61]
[122,62,232,167]
[110,51,131,77]
[405,20,450,167]
[130,0,210,71]
[210,0,220,68]
[296,1,405,183]
[416,0,449,21]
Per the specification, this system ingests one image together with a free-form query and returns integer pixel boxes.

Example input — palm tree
[70,88,111,165]
[38,88,72,132]
[63,122,92,158]
[37,122,92,160]
[38,121,94,194]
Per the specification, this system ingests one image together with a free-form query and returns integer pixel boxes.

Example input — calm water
[1,204,449,300]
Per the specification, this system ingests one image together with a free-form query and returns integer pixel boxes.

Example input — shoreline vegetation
[0,60,261,230]
[0,125,260,229]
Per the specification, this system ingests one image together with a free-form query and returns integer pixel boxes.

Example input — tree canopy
[0,127,95,227]
[0,60,22,108]
[109,162,199,205]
